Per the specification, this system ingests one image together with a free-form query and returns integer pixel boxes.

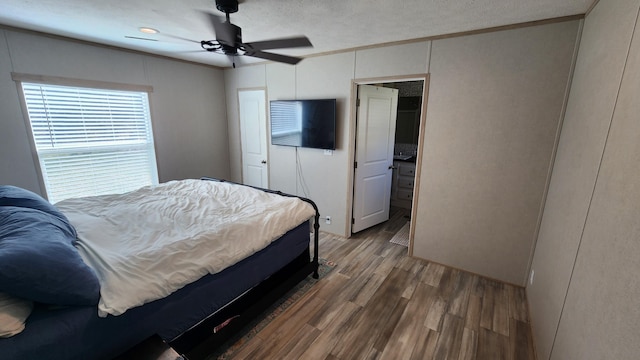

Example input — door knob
[389,165,397,170]
[261,160,267,164]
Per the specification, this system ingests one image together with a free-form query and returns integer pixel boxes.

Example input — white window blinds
[21,82,159,204]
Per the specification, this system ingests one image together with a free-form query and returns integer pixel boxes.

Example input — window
[20,81,158,203]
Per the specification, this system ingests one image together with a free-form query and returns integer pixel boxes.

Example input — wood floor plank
[397,255,419,273]
[476,328,509,360]
[492,284,510,337]
[424,296,448,331]
[300,301,362,360]
[352,272,386,307]
[379,282,438,360]
[257,289,322,338]
[315,232,342,255]
[338,241,380,277]
[376,245,407,277]
[307,295,348,331]
[433,314,465,360]
[378,239,408,259]
[472,275,485,297]
[509,318,535,360]
[465,295,482,332]
[331,268,413,359]
[409,328,439,360]
[372,297,410,352]
[251,296,326,358]
[466,275,479,298]
[321,235,360,263]
[401,272,420,299]
[366,347,382,360]
[230,335,265,360]
[479,280,494,330]
[437,267,455,298]
[508,286,529,323]
[223,207,535,360]
[332,259,385,306]
[311,271,351,302]
[458,327,478,360]
[448,272,472,318]
[271,323,321,360]
[420,262,445,287]
[380,209,410,234]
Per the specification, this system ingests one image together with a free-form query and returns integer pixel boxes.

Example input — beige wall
[354,41,431,78]
[0,28,230,197]
[527,0,640,359]
[413,21,579,285]
[224,42,430,236]
[224,20,580,287]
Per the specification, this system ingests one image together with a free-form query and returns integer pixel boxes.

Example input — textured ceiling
[0,0,592,68]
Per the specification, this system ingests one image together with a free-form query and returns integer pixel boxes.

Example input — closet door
[238,89,269,188]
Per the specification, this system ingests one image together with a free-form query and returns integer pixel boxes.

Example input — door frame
[346,74,430,255]
[237,87,270,188]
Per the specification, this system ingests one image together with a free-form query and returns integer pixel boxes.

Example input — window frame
[12,73,159,203]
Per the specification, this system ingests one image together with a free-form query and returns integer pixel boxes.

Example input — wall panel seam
[525,20,584,287]
[548,5,640,359]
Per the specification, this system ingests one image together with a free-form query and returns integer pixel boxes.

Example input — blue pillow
[0,206,100,305]
[0,186,75,236]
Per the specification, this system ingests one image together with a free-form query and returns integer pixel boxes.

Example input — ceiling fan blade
[175,50,210,53]
[244,36,312,51]
[245,50,303,65]
[159,33,201,44]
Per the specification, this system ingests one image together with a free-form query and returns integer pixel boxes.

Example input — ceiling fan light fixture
[139,27,159,34]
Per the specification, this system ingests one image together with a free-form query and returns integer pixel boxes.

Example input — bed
[0,178,320,360]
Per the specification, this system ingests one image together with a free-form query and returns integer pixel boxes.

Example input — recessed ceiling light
[139,27,159,34]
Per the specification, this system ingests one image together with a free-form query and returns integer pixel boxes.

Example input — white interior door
[238,89,269,188]
[352,85,399,233]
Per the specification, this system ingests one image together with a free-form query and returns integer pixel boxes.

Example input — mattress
[55,179,315,317]
[0,221,311,360]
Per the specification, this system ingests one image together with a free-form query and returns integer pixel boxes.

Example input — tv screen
[270,99,336,150]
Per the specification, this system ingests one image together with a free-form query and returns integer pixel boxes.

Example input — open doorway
[351,78,425,234]
[351,84,399,233]
[385,81,423,212]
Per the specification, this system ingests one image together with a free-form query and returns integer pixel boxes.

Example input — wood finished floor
[227,209,536,360]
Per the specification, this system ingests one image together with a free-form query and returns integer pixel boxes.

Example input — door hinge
[352,218,355,225]
[356,98,360,107]
[354,161,358,169]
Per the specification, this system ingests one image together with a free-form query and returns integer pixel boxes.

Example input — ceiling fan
[199,0,313,67]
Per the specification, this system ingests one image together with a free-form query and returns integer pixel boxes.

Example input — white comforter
[55,179,315,317]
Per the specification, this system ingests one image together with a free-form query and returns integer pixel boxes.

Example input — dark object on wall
[270,99,337,150]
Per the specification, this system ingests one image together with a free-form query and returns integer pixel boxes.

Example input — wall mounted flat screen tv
[270,99,336,150]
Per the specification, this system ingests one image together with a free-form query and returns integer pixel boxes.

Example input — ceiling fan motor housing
[216,0,238,14]
[217,22,242,48]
